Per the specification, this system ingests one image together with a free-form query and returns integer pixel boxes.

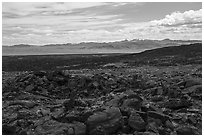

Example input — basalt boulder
[86,107,122,134]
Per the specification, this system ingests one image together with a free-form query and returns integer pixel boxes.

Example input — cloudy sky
[2,2,202,45]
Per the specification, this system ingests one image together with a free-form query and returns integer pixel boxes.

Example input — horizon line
[3,38,202,47]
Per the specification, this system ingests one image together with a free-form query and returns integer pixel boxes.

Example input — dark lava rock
[165,99,192,110]
[120,95,142,113]
[128,111,146,131]
[63,98,87,111]
[166,88,180,98]
[176,126,199,135]
[165,120,175,130]
[112,86,125,92]
[147,87,164,96]
[87,107,122,134]
[146,119,160,134]
[2,125,17,135]
[184,79,201,88]
[9,100,37,109]
[158,126,172,135]
[29,119,86,135]
[183,84,201,92]
[151,95,164,102]
[25,84,35,92]
[2,69,202,135]
[183,85,202,95]
[134,131,158,135]
[147,111,171,123]
[105,93,125,107]
[178,79,201,88]
[141,101,163,112]
[33,71,47,77]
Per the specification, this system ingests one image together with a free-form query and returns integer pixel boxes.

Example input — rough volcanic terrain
[2,43,202,135]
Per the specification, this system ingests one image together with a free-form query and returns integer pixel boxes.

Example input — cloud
[151,9,202,27]
[2,3,202,45]
[114,9,202,40]
[2,2,107,17]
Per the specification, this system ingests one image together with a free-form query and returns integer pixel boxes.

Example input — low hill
[130,43,202,57]
[121,43,202,66]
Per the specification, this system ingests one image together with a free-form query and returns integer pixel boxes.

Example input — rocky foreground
[2,65,202,135]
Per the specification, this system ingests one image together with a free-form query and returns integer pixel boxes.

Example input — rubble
[128,111,146,131]
[2,67,202,135]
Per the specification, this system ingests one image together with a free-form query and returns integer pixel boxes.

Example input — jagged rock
[146,119,159,134]
[120,95,143,113]
[51,107,64,118]
[134,131,158,135]
[60,110,83,123]
[79,109,94,122]
[72,121,86,134]
[3,111,18,121]
[146,86,164,96]
[157,86,164,95]
[128,111,146,131]
[166,87,181,98]
[165,120,177,130]
[165,99,192,110]
[141,101,163,113]
[151,95,164,102]
[87,107,122,134]
[121,98,141,111]
[131,79,144,89]
[158,126,171,135]
[183,85,202,94]
[2,125,17,135]
[105,94,125,107]
[187,115,197,125]
[92,81,99,87]
[113,87,126,93]
[30,119,86,135]
[25,84,34,92]
[126,93,143,100]
[187,108,201,113]
[33,106,50,117]
[176,126,199,135]
[184,79,201,88]
[51,106,91,123]
[145,80,157,89]
[178,79,201,88]
[9,100,37,108]
[121,125,131,134]
[147,111,171,123]
[74,99,87,107]
[33,71,47,77]
[63,99,75,111]
[145,87,157,96]
[2,68,202,135]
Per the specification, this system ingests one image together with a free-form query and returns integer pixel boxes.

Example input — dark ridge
[130,43,202,57]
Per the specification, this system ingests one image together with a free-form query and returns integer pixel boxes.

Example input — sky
[2,2,202,45]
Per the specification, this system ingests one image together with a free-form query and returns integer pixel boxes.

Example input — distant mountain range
[2,39,202,55]
[5,39,201,48]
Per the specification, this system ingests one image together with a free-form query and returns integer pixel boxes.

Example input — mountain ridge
[4,39,202,47]
[3,39,202,56]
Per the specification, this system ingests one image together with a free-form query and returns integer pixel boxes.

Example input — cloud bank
[2,2,202,45]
